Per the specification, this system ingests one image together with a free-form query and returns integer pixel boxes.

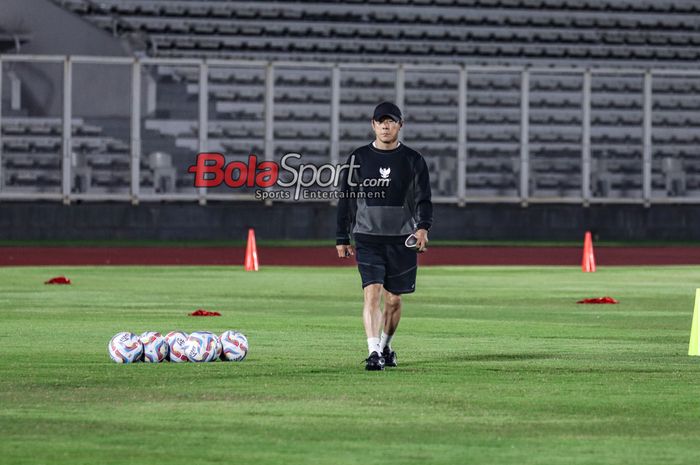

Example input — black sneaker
[364,351,385,371]
[382,347,397,367]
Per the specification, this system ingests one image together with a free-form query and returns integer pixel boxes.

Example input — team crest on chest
[379,167,391,179]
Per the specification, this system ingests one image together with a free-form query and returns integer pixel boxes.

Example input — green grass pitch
[1,265,700,465]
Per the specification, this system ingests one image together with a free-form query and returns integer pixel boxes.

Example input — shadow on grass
[402,352,556,367]
[225,353,558,376]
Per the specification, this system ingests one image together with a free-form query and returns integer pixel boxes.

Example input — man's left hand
[415,229,429,253]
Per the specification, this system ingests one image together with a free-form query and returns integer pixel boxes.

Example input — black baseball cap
[373,101,402,122]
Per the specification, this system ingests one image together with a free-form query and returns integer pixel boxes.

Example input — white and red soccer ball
[165,331,189,363]
[220,330,248,362]
[108,332,143,363]
[140,331,169,363]
[184,331,219,362]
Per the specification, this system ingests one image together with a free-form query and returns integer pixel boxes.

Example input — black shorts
[355,240,418,295]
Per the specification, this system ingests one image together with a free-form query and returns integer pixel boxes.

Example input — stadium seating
[144,63,700,198]
[0,117,179,194]
[6,1,697,200]
[52,0,700,66]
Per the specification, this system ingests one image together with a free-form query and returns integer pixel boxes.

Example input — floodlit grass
[1,265,699,464]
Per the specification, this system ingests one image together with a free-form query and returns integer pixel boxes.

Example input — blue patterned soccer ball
[140,331,168,363]
[108,332,143,363]
[220,330,248,362]
[184,331,219,362]
[165,331,189,363]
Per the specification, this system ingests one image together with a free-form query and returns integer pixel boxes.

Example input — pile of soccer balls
[108,330,248,363]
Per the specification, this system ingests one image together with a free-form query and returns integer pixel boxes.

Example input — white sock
[367,337,380,355]
[379,332,393,353]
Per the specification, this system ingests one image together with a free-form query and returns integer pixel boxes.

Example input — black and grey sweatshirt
[336,143,433,245]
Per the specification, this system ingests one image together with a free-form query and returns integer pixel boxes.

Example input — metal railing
[1,54,699,205]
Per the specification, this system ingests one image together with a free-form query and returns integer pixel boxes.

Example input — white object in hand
[405,233,418,249]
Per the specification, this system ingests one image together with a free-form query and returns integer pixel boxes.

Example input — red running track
[1,246,700,266]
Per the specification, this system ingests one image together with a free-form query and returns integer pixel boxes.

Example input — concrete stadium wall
[1,0,130,117]
[1,202,699,242]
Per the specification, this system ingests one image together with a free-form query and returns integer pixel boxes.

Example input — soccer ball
[108,332,143,363]
[219,330,248,362]
[214,335,223,360]
[164,331,189,363]
[184,331,219,362]
[140,331,168,363]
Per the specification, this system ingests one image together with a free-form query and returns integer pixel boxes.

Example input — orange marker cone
[581,231,596,272]
[244,228,259,271]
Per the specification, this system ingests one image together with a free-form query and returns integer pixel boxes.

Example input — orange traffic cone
[244,228,259,271]
[582,231,596,272]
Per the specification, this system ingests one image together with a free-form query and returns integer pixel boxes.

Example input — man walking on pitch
[336,101,433,371]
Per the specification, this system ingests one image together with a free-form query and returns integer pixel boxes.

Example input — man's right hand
[336,244,355,258]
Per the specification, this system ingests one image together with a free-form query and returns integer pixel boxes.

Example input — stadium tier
[1,0,700,202]
[50,0,700,66]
